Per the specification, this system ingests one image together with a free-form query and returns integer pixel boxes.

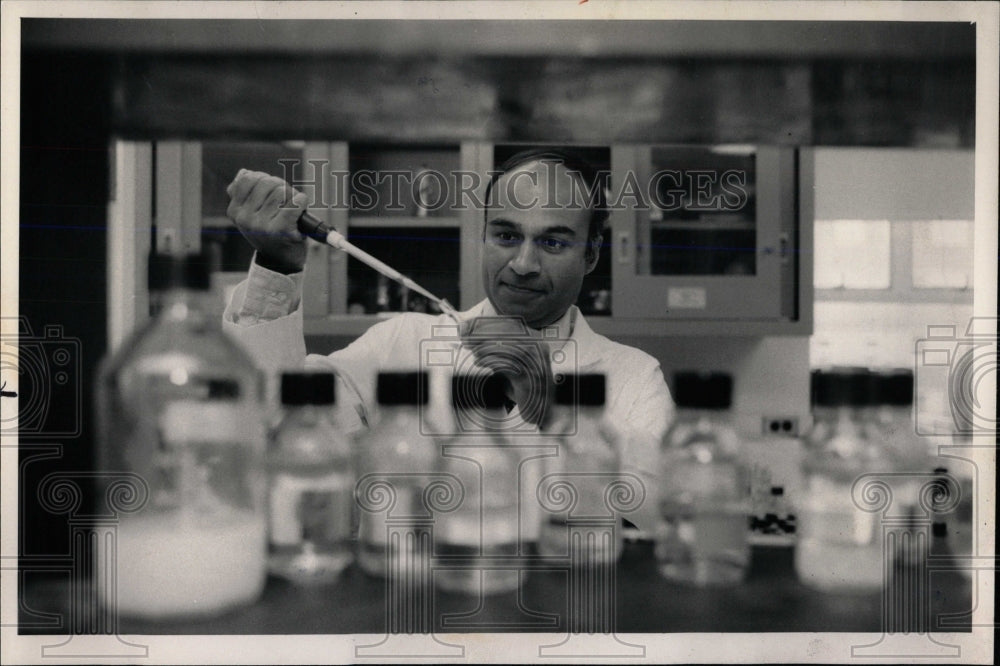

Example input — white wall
[617,335,811,438]
[810,148,975,369]
[812,148,974,221]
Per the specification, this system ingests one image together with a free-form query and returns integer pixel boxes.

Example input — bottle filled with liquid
[539,373,624,565]
[95,253,268,619]
[797,369,889,592]
[434,374,523,595]
[356,371,436,577]
[656,372,750,586]
[870,370,922,470]
[268,371,354,585]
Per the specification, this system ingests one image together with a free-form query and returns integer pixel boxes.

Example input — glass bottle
[435,373,522,595]
[797,369,889,592]
[95,253,267,619]
[662,372,740,454]
[871,370,920,469]
[375,275,391,313]
[268,371,354,585]
[356,371,435,577]
[867,369,926,566]
[539,373,624,565]
[656,372,750,586]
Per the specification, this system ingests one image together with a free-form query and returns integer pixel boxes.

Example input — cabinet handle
[779,232,790,265]
[617,231,631,264]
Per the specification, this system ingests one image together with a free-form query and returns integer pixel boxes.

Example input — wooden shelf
[648,219,755,231]
[348,216,461,229]
[201,215,234,229]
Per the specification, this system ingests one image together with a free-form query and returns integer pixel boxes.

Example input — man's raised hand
[226,169,309,274]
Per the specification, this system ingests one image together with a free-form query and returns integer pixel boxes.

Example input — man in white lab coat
[222,148,673,529]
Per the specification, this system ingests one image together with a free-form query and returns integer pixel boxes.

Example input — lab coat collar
[473,299,574,341]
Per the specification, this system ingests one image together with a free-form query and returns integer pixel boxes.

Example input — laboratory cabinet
[608,145,806,335]
[137,140,490,339]
[110,139,812,341]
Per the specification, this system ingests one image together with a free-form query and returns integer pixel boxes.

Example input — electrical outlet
[762,416,800,437]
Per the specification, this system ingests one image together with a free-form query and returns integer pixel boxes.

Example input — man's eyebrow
[486,218,578,237]
[541,225,578,237]
[486,218,520,230]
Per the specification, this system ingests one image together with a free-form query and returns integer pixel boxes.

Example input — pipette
[297,212,459,320]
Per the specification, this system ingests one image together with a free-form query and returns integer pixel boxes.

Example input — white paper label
[667,287,707,310]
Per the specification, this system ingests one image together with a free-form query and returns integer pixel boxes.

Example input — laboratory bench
[19,543,973,635]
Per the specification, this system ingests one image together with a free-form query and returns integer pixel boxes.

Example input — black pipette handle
[297,211,335,242]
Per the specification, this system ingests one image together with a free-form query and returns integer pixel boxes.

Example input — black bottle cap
[149,252,211,291]
[673,372,733,409]
[207,379,240,399]
[811,367,877,407]
[377,372,428,406]
[875,369,914,407]
[280,371,336,406]
[452,373,507,410]
[554,373,606,407]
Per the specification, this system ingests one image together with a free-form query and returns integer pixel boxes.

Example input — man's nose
[509,241,541,276]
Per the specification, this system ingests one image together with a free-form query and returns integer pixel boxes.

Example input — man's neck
[480,300,575,339]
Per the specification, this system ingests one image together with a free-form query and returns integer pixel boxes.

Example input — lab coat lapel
[568,309,606,371]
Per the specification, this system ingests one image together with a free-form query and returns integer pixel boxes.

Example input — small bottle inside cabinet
[348,143,461,219]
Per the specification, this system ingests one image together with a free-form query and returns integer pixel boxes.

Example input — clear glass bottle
[356,371,435,577]
[268,371,354,585]
[662,372,740,454]
[797,369,888,592]
[656,372,750,586]
[871,370,919,468]
[539,374,624,565]
[868,369,925,566]
[435,373,523,595]
[95,253,267,619]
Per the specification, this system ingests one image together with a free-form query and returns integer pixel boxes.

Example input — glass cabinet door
[611,145,797,321]
[154,140,488,327]
[639,145,757,277]
[154,140,332,316]
[199,140,309,271]
[344,143,464,316]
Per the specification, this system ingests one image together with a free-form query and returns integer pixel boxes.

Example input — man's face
[481,161,599,329]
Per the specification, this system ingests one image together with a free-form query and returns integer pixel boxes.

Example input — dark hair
[483,148,609,259]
